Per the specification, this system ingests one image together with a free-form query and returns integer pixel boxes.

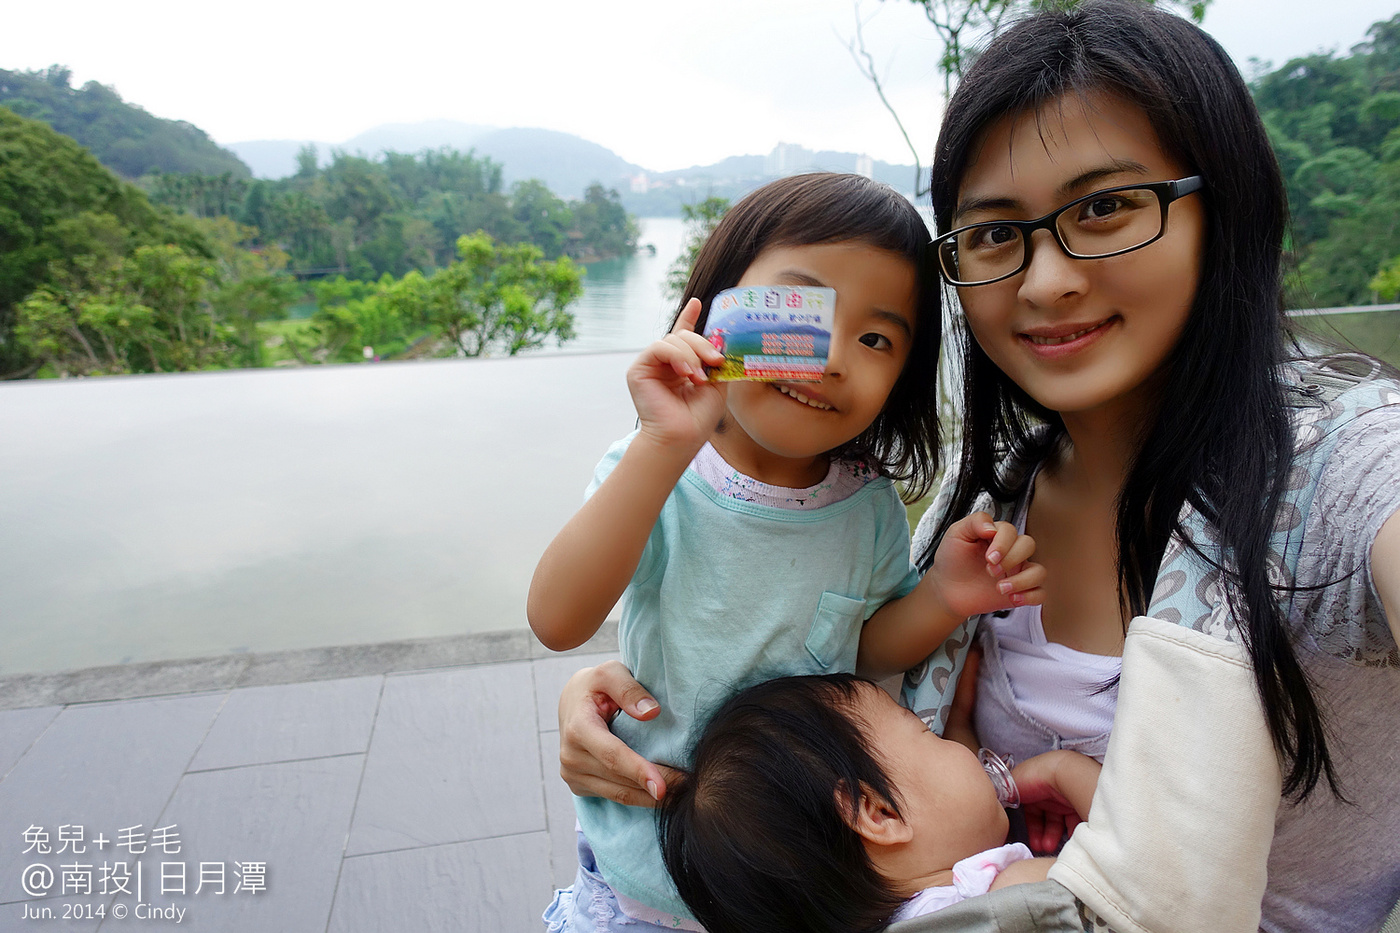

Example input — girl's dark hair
[672,173,942,501]
[657,674,907,933]
[924,0,1333,798]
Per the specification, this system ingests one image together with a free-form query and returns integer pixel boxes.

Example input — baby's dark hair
[657,674,908,933]
[671,173,942,501]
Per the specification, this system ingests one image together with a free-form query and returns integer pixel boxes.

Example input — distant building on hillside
[855,154,874,179]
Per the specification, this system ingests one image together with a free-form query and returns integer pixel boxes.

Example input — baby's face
[854,685,1009,871]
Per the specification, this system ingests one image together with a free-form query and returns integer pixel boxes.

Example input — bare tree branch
[844,5,931,197]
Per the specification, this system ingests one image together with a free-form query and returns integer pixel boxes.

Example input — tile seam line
[0,706,63,784]
[185,750,366,775]
[340,827,553,861]
[324,673,387,933]
[529,657,559,887]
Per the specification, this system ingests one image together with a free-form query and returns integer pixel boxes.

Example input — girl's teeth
[777,385,833,410]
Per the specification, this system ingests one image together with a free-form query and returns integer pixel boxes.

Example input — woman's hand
[558,661,681,807]
[944,643,984,754]
[627,298,727,452]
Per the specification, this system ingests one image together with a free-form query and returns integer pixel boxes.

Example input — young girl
[555,6,1400,932]
[657,674,1100,933]
[528,172,1043,931]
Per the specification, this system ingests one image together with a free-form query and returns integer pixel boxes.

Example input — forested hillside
[146,146,638,279]
[1257,14,1400,306]
[0,66,249,179]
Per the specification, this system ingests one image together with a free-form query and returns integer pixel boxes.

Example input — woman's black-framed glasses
[932,176,1205,287]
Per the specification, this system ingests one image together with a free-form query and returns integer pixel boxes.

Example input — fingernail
[636,698,658,715]
[646,780,660,800]
[986,550,1001,565]
[1011,593,1025,606]
[998,580,1013,594]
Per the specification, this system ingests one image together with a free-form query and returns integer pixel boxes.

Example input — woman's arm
[557,661,682,805]
[527,300,725,650]
[1370,508,1400,644]
[1048,617,1281,933]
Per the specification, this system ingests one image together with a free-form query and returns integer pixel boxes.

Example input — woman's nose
[1017,229,1088,307]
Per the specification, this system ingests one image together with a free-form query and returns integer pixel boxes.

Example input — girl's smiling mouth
[1019,317,1118,358]
[775,383,835,411]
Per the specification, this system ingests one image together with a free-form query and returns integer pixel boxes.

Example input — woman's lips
[1019,317,1117,359]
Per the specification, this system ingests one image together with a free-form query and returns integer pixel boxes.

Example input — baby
[656,674,1100,933]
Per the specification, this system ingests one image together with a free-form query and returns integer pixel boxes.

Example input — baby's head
[657,674,1007,933]
[673,173,942,500]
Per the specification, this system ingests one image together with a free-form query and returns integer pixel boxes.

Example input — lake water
[0,219,683,676]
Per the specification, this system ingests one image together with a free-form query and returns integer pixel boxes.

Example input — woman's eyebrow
[954,158,1154,219]
[1056,158,1151,198]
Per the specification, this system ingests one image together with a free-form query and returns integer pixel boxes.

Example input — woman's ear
[844,783,914,848]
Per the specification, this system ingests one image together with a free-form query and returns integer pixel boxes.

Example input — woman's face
[952,92,1206,422]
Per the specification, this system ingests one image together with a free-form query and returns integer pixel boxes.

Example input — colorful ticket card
[703,285,835,382]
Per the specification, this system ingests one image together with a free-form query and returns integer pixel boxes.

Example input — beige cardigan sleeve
[1047,615,1282,933]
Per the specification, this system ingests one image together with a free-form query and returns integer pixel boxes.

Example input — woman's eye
[859,332,893,350]
[1082,196,1125,219]
[966,225,1018,251]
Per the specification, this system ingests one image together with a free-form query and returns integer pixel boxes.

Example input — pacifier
[979,748,1021,809]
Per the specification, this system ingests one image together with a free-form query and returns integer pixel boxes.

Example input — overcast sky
[4,0,1396,173]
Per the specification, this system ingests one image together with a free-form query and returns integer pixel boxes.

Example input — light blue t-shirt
[574,431,921,919]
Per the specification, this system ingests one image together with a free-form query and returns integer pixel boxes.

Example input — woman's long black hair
[923,0,1335,798]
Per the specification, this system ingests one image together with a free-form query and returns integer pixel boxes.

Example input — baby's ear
[842,782,914,848]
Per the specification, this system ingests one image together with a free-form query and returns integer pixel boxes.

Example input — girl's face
[952,92,1205,422]
[717,241,917,469]
[855,685,1007,879]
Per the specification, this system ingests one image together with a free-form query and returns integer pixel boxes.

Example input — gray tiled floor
[0,646,619,932]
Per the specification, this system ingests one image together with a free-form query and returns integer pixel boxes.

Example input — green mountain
[0,66,250,180]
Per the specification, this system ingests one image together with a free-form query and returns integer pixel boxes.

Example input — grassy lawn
[258,319,317,365]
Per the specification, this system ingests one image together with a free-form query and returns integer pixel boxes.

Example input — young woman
[554,4,1400,931]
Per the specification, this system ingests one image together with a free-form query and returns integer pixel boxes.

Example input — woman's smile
[1018,316,1119,359]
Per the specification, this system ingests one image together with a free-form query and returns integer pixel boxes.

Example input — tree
[424,232,583,356]
[0,106,210,376]
[665,197,731,300]
[851,0,1212,195]
[16,244,230,376]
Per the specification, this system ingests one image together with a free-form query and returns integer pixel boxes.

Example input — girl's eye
[859,332,893,350]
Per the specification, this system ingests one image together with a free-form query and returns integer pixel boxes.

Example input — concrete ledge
[0,622,619,711]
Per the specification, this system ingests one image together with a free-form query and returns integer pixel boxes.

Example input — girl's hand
[927,512,1045,621]
[1010,750,1103,854]
[558,661,681,807]
[627,298,727,452]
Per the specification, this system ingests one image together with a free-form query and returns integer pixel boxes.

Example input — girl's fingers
[983,521,1021,567]
[997,563,1047,595]
[673,328,725,367]
[1000,533,1036,569]
[647,336,708,383]
[671,297,703,335]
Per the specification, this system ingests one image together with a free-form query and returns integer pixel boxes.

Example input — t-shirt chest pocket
[805,591,868,671]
